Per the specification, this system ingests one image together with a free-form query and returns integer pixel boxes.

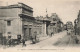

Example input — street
[0,1,80,52]
[3,31,67,49]
[1,30,80,51]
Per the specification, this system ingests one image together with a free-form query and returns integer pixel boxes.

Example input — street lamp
[74,19,78,35]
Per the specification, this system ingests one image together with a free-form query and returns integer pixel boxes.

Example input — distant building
[35,16,50,36]
[47,13,63,35]
[74,10,80,35]
[63,24,67,30]
[66,21,73,30]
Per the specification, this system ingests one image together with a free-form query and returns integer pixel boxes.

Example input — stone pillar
[42,22,47,36]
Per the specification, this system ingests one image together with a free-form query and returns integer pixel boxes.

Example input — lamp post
[74,19,78,35]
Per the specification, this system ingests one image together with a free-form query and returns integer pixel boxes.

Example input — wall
[0,20,6,34]
[33,23,42,37]
[0,17,23,39]
[22,17,35,40]
[0,8,21,17]
[0,8,23,39]
[22,8,33,17]
[42,22,47,36]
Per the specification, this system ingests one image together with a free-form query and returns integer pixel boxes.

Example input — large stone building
[0,3,64,43]
[0,3,50,41]
[0,3,35,40]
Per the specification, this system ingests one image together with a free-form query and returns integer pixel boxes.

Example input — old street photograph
[0,0,80,50]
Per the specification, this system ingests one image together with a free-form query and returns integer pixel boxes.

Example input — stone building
[63,24,67,30]
[66,21,73,30]
[74,10,80,35]
[0,3,38,40]
[0,3,51,41]
[35,16,50,36]
[47,13,63,35]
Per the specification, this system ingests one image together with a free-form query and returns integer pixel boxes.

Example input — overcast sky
[0,0,80,24]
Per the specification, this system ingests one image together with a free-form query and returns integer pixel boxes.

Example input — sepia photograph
[0,0,80,52]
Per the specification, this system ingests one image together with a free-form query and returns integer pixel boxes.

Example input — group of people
[31,31,39,44]
[22,31,39,46]
[3,31,39,47]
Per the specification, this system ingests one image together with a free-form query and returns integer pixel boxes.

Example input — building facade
[0,3,37,40]
[0,3,51,41]
[35,16,50,36]
[74,10,80,35]
[66,21,73,30]
[47,13,63,35]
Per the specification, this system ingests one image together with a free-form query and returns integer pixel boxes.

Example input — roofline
[18,2,33,9]
[0,3,33,11]
[19,13,35,20]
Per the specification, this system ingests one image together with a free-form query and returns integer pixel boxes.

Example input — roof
[0,3,33,12]
[35,17,51,22]
[0,4,19,9]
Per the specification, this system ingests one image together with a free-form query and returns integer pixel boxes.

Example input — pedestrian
[75,36,79,44]
[50,32,53,37]
[7,38,11,47]
[52,32,54,36]
[22,38,26,47]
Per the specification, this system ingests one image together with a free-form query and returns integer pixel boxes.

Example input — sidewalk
[0,35,50,49]
[1,31,66,49]
[25,36,49,45]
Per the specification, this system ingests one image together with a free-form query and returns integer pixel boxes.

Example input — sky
[0,0,80,24]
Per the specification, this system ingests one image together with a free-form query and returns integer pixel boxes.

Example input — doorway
[29,28,31,37]
[24,28,27,40]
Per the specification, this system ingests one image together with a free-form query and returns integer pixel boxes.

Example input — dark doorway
[24,28,27,40]
[29,28,31,37]
[0,33,3,44]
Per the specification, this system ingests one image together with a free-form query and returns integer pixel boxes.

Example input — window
[53,18,56,21]
[8,36,11,38]
[53,23,56,26]
[8,32,11,34]
[7,21,11,26]
[17,35,21,39]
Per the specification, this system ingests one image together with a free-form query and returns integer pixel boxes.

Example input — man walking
[22,38,26,47]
